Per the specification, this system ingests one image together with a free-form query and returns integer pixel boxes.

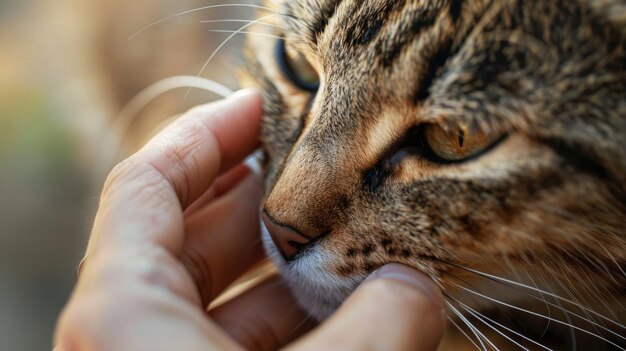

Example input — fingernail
[366,263,445,308]
[76,255,87,278]
[228,88,259,101]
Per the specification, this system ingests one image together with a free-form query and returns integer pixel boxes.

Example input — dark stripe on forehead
[344,1,404,46]
[308,0,344,47]
[449,0,463,23]
[381,7,440,67]
[413,39,454,103]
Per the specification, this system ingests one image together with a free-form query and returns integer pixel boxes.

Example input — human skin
[53,90,447,351]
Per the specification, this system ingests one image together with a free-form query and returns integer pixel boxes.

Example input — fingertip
[293,264,446,351]
[220,88,263,126]
[355,264,447,350]
[227,87,261,101]
[195,88,263,174]
[365,263,445,310]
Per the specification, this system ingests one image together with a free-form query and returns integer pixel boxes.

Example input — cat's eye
[275,39,320,92]
[422,124,503,163]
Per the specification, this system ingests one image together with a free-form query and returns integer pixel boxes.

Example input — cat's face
[243,0,625,347]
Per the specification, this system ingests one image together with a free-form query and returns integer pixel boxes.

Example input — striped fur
[241,0,626,349]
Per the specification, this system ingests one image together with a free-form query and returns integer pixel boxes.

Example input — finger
[181,174,266,304]
[185,163,252,216]
[140,89,262,207]
[210,276,317,351]
[289,264,447,351]
[212,163,253,198]
[55,272,244,351]
[90,89,262,255]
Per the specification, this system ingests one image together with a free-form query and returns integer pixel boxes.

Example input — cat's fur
[241,0,626,349]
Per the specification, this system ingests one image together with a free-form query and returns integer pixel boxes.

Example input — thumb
[289,264,447,351]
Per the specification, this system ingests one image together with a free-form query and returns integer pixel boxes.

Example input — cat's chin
[260,221,366,321]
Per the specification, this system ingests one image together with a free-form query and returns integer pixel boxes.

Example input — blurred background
[0,0,257,348]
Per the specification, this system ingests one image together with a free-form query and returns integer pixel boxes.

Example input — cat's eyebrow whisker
[186,14,277,98]
[200,19,288,30]
[452,264,626,330]
[447,302,494,351]
[451,282,626,350]
[448,315,484,351]
[209,30,283,40]
[129,4,290,40]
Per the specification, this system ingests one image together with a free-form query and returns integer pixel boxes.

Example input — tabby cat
[240,0,626,349]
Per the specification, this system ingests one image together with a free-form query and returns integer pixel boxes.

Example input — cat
[239,0,626,349]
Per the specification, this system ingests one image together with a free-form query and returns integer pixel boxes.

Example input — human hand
[54,90,447,351]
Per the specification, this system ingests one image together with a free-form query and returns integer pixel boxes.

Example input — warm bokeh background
[0,0,256,348]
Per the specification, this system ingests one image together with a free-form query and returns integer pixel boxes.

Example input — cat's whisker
[209,30,283,40]
[452,264,626,330]
[552,294,578,351]
[447,302,495,351]
[563,255,621,325]
[200,19,288,30]
[575,247,620,283]
[130,4,292,39]
[536,206,623,263]
[548,261,594,349]
[522,272,553,338]
[451,282,626,350]
[507,278,626,343]
[492,266,626,344]
[448,304,488,351]
[186,14,278,98]
[502,252,525,285]
[451,297,547,351]
[549,259,600,325]
[292,310,316,334]
[551,256,614,340]
[448,315,484,351]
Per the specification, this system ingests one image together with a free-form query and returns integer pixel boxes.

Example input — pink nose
[262,210,311,260]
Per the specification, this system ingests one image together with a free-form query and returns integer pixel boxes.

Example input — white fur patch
[260,220,367,320]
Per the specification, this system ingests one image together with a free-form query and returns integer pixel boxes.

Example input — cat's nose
[262,210,311,260]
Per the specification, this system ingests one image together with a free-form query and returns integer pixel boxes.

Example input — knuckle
[180,249,213,305]
[103,156,140,191]
[156,121,217,205]
[55,298,104,349]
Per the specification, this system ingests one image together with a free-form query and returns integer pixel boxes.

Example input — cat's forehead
[272,0,474,105]
[263,0,625,184]
[280,1,460,55]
